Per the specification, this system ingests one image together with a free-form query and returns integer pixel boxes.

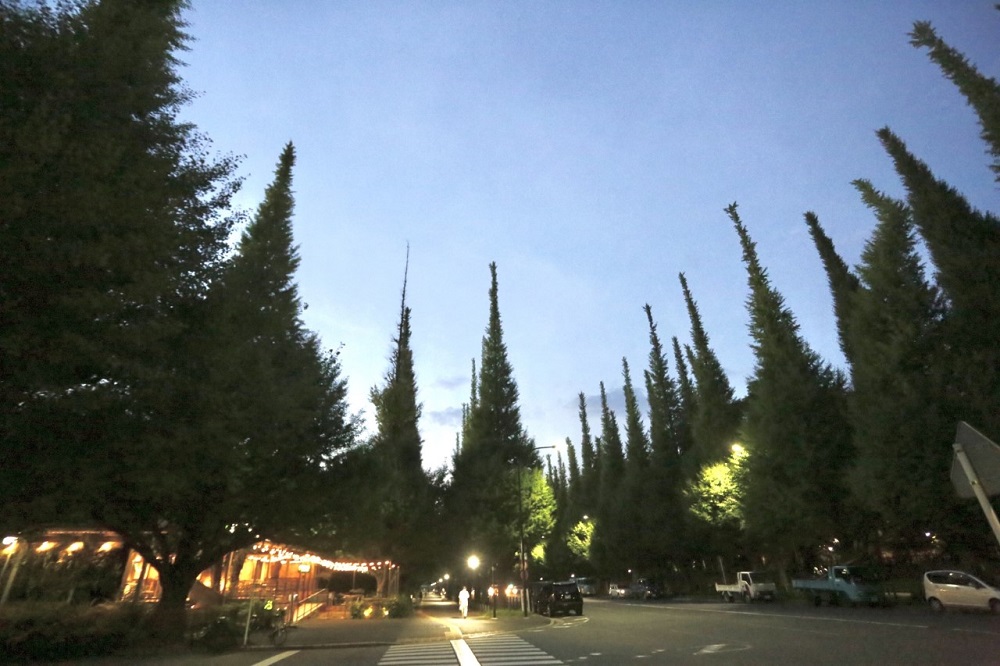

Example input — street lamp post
[516,445,555,617]
[516,462,526,616]
[0,537,22,607]
[490,563,497,619]
[467,555,479,612]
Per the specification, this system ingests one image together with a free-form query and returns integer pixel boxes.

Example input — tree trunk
[374,568,388,597]
[150,565,197,643]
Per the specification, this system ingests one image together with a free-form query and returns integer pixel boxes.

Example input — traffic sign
[951,422,1000,498]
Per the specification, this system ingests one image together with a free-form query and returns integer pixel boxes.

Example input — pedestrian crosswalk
[377,634,563,666]
[379,641,458,664]
[466,634,562,665]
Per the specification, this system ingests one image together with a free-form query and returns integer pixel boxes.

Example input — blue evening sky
[177,1,999,472]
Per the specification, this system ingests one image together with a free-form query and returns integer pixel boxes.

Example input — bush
[349,595,413,619]
[384,595,414,618]
[186,599,263,632]
[190,616,241,654]
[0,602,151,663]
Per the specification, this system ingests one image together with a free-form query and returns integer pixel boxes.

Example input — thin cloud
[429,406,463,427]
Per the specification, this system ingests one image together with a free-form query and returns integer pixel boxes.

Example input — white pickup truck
[715,571,777,602]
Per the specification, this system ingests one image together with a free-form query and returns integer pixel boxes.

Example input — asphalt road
[74,596,1000,665]
[528,597,1000,664]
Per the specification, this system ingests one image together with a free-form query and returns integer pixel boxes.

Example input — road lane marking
[251,651,299,666]
[633,603,929,629]
[692,643,752,655]
[951,626,1000,637]
[452,638,481,666]
[720,609,927,629]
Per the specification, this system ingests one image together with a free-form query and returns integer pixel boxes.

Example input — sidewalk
[272,597,550,650]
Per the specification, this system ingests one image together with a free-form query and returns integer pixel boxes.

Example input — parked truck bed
[715,571,777,602]
[791,565,882,606]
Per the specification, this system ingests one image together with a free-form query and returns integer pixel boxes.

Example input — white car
[608,583,628,598]
[923,570,1000,613]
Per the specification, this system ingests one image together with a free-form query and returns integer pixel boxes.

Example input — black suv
[534,581,584,616]
[629,578,665,600]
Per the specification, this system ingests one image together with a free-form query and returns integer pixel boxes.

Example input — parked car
[629,578,665,600]
[574,577,598,596]
[534,581,584,616]
[608,583,628,598]
[923,570,1000,613]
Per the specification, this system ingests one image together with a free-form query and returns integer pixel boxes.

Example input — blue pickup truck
[792,565,883,606]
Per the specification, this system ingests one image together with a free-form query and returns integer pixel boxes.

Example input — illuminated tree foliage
[340,248,439,586]
[548,13,1000,577]
[686,447,747,527]
[0,0,236,535]
[542,439,585,576]
[804,212,862,370]
[909,17,1000,184]
[1,26,357,632]
[679,274,743,475]
[125,143,354,633]
[670,336,696,461]
[448,263,538,575]
[843,181,955,550]
[728,203,852,564]
[566,518,595,563]
[643,305,686,570]
[619,358,652,570]
[521,467,556,552]
[576,392,600,519]
[591,383,626,577]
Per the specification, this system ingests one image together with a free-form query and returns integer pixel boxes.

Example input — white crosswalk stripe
[377,634,563,666]
[466,634,563,665]
[379,641,459,665]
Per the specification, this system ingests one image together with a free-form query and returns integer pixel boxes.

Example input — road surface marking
[466,633,562,664]
[637,603,929,629]
[379,633,562,665]
[380,641,461,664]
[452,638,481,666]
[251,651,299,666]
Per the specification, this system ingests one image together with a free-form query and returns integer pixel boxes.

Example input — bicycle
[246,607,290,646]
[190,604,291,651]
[191,616,241,653]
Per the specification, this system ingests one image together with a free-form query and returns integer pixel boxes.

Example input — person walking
[458,586,470,619]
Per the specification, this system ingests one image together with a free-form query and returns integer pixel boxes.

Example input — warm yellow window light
[65,542,84,553]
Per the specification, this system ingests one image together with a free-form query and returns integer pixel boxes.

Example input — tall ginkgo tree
[728,203,852,573]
